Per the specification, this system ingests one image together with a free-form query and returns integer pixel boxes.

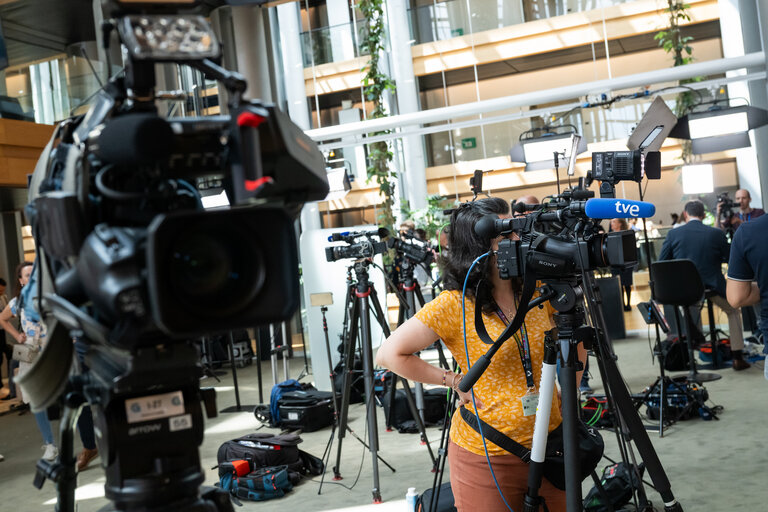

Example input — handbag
[460,406,604,490]
[12,342,40,364]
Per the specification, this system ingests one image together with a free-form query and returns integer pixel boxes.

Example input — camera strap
[474,266,538,352]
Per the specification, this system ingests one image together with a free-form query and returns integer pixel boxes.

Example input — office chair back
[651,259,704,306]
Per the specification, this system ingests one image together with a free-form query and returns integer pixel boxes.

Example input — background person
[726,213,768,379]
[0,277,14,401]
[0,262,58,460]
[377,197,586,512]
[717,189,765,232]
[659,200,750,370]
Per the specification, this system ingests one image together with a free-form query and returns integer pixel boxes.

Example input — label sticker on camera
[521,393,539,416]
[169,414,193,432]
[125,391,185,424]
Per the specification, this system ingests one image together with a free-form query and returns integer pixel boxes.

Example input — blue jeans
[35,410,54,445]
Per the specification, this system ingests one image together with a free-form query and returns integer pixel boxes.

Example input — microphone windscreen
[474,214,498,238]
[585,198,656,219]
[96,114,174,165]
[378,227,390,238]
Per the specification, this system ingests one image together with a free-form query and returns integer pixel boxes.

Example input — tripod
[333,259,435,503]
[465,272,684,512]
[388,257,428,433]
[317,303,395,496]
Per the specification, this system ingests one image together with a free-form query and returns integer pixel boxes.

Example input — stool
[700,289,726,370]
[651,259,721,383]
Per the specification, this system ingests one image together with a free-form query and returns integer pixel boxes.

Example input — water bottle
[405,487,418,511]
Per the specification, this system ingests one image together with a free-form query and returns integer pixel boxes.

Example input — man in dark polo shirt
[727,213,768,379]
[659,200,750,370]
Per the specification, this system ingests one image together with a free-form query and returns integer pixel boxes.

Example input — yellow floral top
[415,289,562,456]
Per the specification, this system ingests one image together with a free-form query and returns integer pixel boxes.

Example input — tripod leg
[333,290,359,481]
[559,337,582,512]
[523,334,558,512]
[359,294,383,503]
[399,378,436,464]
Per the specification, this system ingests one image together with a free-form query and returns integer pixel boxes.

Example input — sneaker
[42,444,58,461]
[77,448,99,471]
[580,384,594,394]
[0,453,4,462]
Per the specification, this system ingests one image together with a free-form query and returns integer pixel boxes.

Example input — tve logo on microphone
[584,198,656,219]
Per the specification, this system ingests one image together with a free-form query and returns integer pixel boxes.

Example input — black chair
[651,259,721,383]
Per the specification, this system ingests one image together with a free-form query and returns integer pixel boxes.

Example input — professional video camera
[476,188,641,280]
[390,231,433,266]
[18,1,328,511]
[325,228,389,262]
[717,192,736,221]
[587,150,661,198]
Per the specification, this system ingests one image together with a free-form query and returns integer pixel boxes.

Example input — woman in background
[0,261,57,461]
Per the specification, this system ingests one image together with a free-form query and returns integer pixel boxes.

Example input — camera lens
[167,227,264,317]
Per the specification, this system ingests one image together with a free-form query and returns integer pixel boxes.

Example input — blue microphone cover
[584,198,656,219]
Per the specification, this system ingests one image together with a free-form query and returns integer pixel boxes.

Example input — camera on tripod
[390,231,433,266]
[19,1,329,510]
[476,188,639,280]
[325,228,390,262]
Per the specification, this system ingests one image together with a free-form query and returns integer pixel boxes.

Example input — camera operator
[377,197,585,512]
[726,212,768,379]
[717,189,765,232]
[659,200,750,370]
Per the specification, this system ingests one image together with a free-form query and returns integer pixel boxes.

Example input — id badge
[521,390,539,416]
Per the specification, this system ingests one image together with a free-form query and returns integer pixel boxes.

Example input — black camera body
[390,235,433,266]
[717,192,736,221]
[477,189,638,281]
[325,229,389,262]
[589,150,661,198]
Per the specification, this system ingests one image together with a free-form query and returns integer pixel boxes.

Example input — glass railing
[300,20,370,67]
[408,0,630,45]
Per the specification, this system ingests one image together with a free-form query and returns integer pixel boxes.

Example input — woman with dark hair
[377,197,584,512]
[0,261,58,461]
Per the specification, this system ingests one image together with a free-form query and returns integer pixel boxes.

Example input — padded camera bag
[382,387,447,430]
[278,389,335,432]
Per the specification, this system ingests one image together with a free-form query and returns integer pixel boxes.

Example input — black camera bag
[583,462,645,511]
[382,387,447,431]
[277,389,335,432]
[416,482,457,512]
[661,337,690,371]
[216,433,323,476]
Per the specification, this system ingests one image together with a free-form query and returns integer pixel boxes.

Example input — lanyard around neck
[496,307,535,389]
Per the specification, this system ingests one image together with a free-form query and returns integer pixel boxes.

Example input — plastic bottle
[405,487,418,511]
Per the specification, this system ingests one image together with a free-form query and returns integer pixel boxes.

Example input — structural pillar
[326,0,355,62]
[718,0,764,207]
[385,0,428,210]
[746,0,768,209]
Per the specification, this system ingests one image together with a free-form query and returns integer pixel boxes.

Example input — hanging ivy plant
[358,0,397,250]
[655,0,697,162]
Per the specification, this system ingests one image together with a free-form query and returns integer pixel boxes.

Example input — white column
[326,0,355,62]
[277,2,312,129]
[718,0,762,206]
[231,5,273,102]
[386,0,428,210]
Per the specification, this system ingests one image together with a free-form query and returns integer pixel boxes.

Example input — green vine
[358,0,397,258]
[654,0,696,162]
[400,195,451,241]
